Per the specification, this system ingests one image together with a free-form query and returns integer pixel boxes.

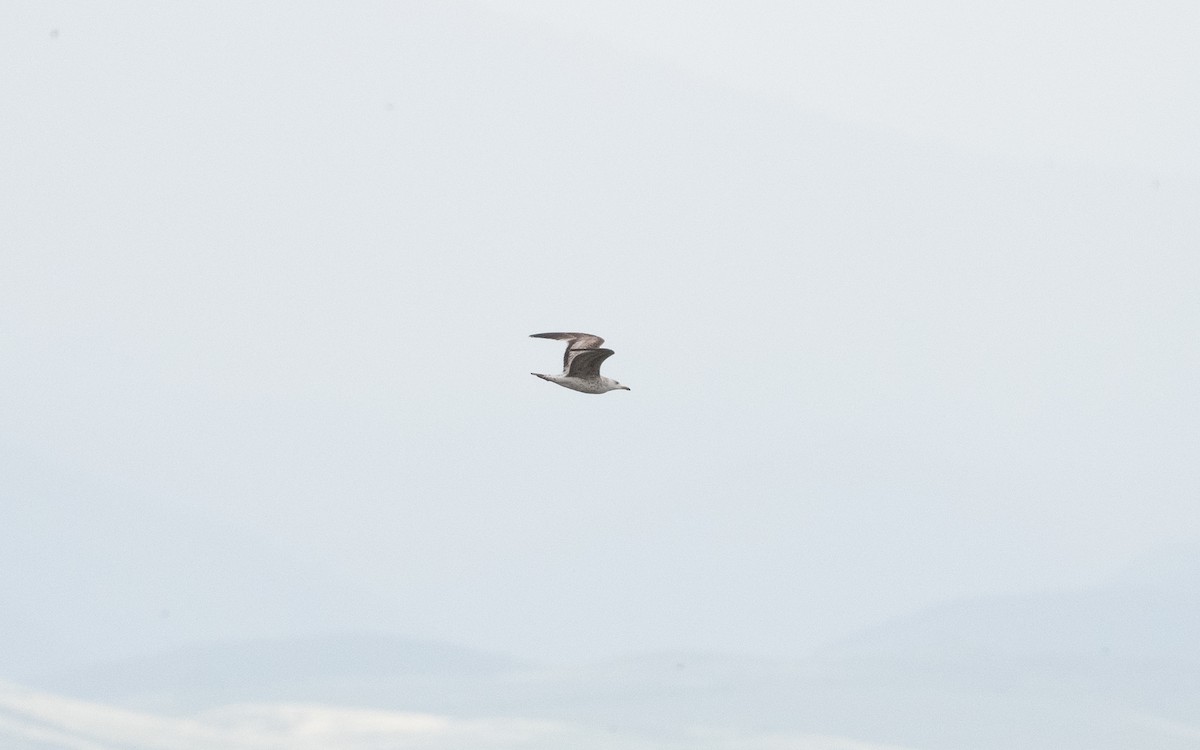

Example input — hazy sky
[479,0,1200,174]
[2,1,1198,669]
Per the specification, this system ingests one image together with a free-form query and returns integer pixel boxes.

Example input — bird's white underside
[533,373,627,394]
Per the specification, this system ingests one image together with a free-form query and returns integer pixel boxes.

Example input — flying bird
[530,332,631,394]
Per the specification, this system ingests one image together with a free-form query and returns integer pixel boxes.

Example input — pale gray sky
[479,0,1200,174]
[2,1,1198,672]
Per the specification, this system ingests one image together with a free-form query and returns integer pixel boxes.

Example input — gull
[530,332,631,394]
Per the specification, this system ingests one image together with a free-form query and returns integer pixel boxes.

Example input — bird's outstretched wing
[565,348,615,379]
[530,332,606,371]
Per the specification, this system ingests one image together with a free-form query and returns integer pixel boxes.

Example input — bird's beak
[622,386,632,391]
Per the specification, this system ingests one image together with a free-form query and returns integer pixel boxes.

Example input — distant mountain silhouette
[26,551,1200,750]
[826,539,1200,666]
[34,632,526,711]
[29,544,1200,749]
